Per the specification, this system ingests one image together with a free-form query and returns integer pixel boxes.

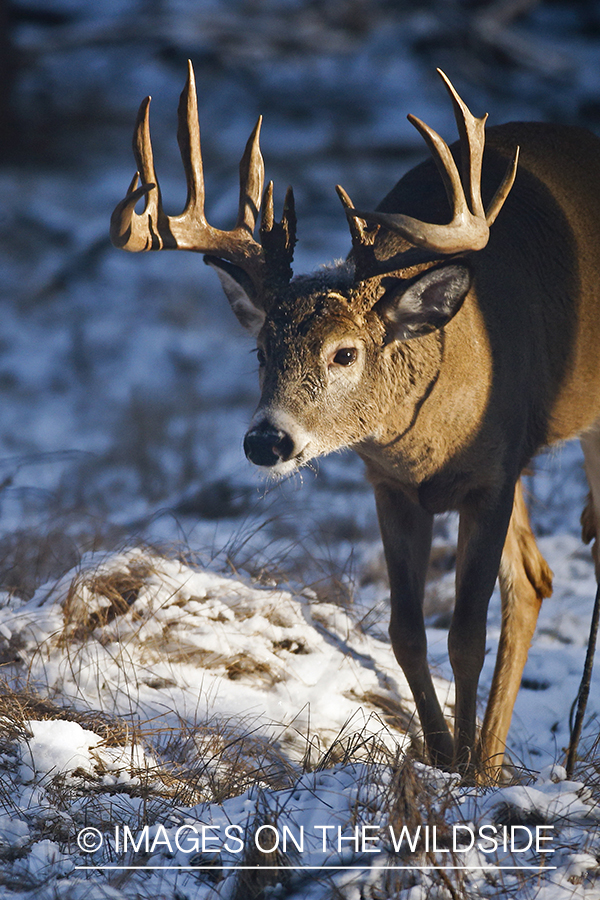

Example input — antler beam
[110,60,295,294]
[341,70,519,257]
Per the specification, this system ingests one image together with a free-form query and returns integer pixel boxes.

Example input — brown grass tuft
[60,557,152,642]
[0,682,130,746]
[230,794,297,900]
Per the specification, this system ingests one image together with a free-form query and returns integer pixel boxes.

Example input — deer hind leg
[478,478,553,781]
[580,421,600,580]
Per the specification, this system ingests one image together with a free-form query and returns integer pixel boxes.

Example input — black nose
[244,423,295,467]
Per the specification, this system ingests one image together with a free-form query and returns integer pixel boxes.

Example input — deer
[111,61,600,780]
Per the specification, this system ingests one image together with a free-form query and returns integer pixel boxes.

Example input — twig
[566,580,600,778]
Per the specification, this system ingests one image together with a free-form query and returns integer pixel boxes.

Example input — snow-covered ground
[2,1,600,897]
[0,547,599,898]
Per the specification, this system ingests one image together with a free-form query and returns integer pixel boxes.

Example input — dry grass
[60,556,152,643]
[0,682,130,746]
[0,508,135,602]
[378,756,469,899]
[1,540,554,898]
[153,716,300,806]
[0,679,583,899]
[0,680,301,812]
[230,793,299,900]
[566,727,600,837]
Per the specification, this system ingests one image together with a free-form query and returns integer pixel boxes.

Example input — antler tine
[261,179,275,233]
[170,62,264,255]
[283,185,297,238]
[110,97,161,251]
[259,182,296,288]
[237,116,265,234]
[437,68,487,220]
[336,184,368,245]
[486,145,520,225]
[346,71,519,258]
[406,112,466,221]
[133,96,160,217]
[175,59,264,243]
[336,184,379,279]
[437,68,520,228]
[177,59,206,222]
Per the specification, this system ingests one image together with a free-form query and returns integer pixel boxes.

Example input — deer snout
[244,421,295,467]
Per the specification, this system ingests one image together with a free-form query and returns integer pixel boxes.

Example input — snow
[0,550,419,754]
[0,547,599,897]
[18,720,103,783]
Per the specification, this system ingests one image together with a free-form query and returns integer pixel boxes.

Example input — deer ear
[378,264,471,341]
[204,256,266,337]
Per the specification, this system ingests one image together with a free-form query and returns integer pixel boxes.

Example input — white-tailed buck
[111,62,600,779]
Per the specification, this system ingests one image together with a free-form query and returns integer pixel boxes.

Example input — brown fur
[112,76,600,780]
[237,121,600,778]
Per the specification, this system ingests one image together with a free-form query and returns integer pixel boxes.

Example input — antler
[110,60,295,294]
[342,70,519,256]
[335,184,379,280]
[259,181,297,289]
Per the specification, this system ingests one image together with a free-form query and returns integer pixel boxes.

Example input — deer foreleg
[374,483,454,769]
[479,479,552,782]
[449,482,516,775]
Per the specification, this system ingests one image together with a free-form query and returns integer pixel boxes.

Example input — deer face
[247,286,386,475]
[209,259,472,476]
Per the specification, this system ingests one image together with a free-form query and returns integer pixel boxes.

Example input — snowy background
[1,0,600,897]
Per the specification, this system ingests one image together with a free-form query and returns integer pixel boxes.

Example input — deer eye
[256,348,266,367]
[332,347,357,366]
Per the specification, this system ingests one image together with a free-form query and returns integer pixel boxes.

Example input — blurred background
[0,0,597,602]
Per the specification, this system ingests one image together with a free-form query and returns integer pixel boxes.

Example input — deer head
[110,62,518,480]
